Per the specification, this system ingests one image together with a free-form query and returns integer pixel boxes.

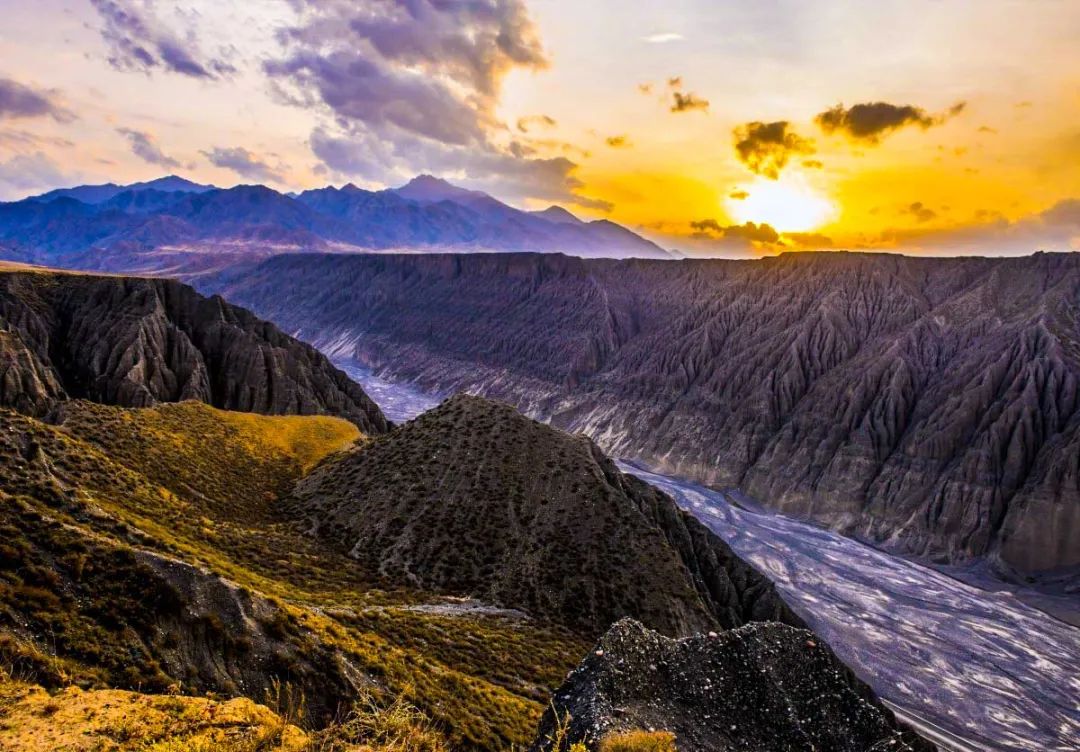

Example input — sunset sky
[1,0,1077,256]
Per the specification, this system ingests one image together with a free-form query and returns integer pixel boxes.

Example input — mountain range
[0,174,669,274]
[204,250,1080,582]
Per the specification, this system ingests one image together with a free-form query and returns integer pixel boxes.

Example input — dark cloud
[516,115,556,133]
[671,91,709,113]
[903,201,938,223]
[667,77,682,88]
[117,127,180,169]
[201,146,284,182]
[0,78,75,122]
[605,135,631,148]
[733,121,815,179]
[89,0,236,79]
[729,190,749,200]
[690,219,780,244]
[802,159,824,169]
[783,231,834,248]
[815,101,965,143]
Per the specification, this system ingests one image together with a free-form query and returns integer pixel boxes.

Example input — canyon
[205,250,1080,580]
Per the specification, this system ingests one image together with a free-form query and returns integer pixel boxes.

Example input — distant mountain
[29,175,215,205]
[0,175,671,273]
[0,268,389,433]
[530,205,584,225]
[290,393,801,636]
[390,174,492,206]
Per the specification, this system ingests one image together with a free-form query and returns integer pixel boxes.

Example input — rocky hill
[291,394,801,637]
[0,268,388,433]
[530,618,933,752]
[207,251,1080,576]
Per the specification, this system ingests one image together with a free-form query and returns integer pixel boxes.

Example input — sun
[725,176,837,233]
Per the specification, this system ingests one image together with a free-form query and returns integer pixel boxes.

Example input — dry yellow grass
[597,730,677,752]
[0,673,308,751]
[206,404,362,470]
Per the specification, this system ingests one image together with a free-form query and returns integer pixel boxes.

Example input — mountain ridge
[0,175,670,272]
[0,268,389,433]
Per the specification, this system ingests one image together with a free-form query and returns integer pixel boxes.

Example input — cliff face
[0,270,388,433]
[291,394,801,637]
[207,251,1080,574]
[529,618,934,752]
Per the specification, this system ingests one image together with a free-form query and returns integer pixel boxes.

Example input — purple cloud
[269,2,603,209]
[90,0,235,79]
[0,78,75,122]
[201,146,284,183]
[0,152,72,199]
[117,127,180,169]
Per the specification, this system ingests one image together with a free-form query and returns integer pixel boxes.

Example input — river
[337,361,1080,752]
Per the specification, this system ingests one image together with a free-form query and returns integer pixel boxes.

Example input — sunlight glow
[725,176,838,233]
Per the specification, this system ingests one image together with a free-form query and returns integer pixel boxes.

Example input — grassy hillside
[0,401,586,750]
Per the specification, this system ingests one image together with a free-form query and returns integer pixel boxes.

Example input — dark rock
[290,393,801,636]
[0,270,388,433]
[530,618,934,752]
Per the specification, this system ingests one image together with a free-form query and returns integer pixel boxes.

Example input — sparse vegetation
[0,401,587,750]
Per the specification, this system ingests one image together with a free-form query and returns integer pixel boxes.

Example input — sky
[0,0,1077,257]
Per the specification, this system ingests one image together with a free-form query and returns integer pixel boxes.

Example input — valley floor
[338,360,1080,752]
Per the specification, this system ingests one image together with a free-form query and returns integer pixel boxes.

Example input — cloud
[879,198,1080,254]
[516,115,556,133]
[605,135,631,148]
[0,151,71,199]
[310,126,610,212]
[89,0,236,79]
[642,33,683,44]
[201,146,284,182]
[637,83,653,95]
[978,125,997,134]
[690,218,780,244]
[733,121,815,179]
[729,190,749,200]
[117,127,180,169]
[815,101,966,143]
[269,1,604,209]
[267,0,545,146]
[903,201,938,223]
[783,231,834,248]
[802,159,824,169]
[0,78,75,122]
[671,91,709,113]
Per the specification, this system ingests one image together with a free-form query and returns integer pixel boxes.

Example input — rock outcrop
[208,251,1080,575]
[530,618,934,752]
[291,394,801,636]
[0,269,388,433]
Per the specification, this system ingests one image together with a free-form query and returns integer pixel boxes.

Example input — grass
[597,731,677,752]
[0,401,587,751]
